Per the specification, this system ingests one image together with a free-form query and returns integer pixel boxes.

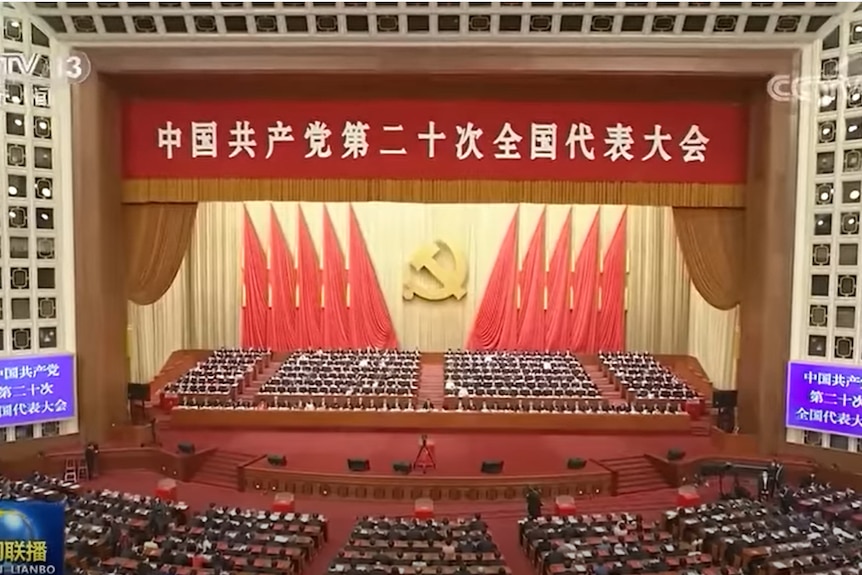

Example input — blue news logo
[0,502,64,575]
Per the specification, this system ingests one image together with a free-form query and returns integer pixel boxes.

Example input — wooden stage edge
[0,432,823,502]
[167,409,693,434]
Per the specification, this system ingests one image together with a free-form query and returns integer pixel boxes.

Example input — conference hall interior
[0,3,860,575]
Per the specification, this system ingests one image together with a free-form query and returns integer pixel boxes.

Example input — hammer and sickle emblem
[403,240,468,302]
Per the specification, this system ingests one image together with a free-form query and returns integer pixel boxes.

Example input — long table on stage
[169,408,692,433]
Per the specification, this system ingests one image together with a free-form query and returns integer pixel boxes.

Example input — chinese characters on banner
[786,361,862,437]
[122,101,748,183]
[0,354,75,426]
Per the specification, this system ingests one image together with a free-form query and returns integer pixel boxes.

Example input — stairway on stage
[238,352,289,402]
[417,353,445,408]
[580,355,628,407]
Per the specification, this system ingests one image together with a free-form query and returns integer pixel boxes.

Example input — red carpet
[157,428,711,477]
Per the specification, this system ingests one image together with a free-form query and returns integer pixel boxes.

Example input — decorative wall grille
[789,13,862,454]
[0,4,76,442]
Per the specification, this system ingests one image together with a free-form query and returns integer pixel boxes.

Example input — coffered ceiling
[16,2,856,47]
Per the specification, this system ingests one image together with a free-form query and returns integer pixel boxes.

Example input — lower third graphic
[0,502,64,574]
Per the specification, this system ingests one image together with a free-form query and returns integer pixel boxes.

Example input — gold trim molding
[123,179,744,207]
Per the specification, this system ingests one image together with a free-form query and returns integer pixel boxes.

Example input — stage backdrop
[127,202,737,390]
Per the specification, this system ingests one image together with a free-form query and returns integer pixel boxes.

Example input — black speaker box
[392,461,411,474]
[267,454,286,467]
[566,457,586,470]
[667,448,686,462]
[127,383,151,401]
[717,408,736,433]
[177,442,195,455]
[713,390,738,410]
[347,458,370,472]
[481,460,504,474]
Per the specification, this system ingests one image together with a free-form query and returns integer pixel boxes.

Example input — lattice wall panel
[791,12,862,455]
[0,3,75,442]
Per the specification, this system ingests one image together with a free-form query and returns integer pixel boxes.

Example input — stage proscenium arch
[0,2,855,478]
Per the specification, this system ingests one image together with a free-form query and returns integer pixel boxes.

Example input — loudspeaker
[566,457,586,470]
[717,407,736,433]
[267,454,286,467]
[177,442,195,455]
[392,461,411,474]
[347,458,370,472]
[667,448,686,461]
[481,460,504,474]
[713,390,738,410]
[127,383,150,401]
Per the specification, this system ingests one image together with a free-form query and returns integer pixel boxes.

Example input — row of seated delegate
[326,515,511,575]
[668,484,862,575]
[136,506,327,574]
[444,351,600,404]
[440,398,683,414]
[176,395,683,415]
[599,352,700,404]
[0,473,327,575]
[162,348,270,399]
[521,483,862,575]
[792,483,862,523]
[522,509,739,575]
[258,349,420,398]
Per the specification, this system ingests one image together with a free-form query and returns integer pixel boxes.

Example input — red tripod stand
[412,435,436,473]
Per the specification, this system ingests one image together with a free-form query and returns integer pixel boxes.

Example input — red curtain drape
[348,207,398,349]
[240,209,269,348]
[323,208,350,348]
[516,210,546,350]
[545,209,572,351]
[598,211,627,351]
[296,207,322,349]
[466,209,519,351]
[570,213,600,352]
[267,207,298,351]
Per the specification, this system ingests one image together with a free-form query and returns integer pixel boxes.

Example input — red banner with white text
[123,100,748,183]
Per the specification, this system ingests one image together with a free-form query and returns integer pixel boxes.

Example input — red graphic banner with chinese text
[123,100,748,183]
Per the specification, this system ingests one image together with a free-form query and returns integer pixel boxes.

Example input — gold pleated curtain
[124,180,743,388]
[125,203,197,305]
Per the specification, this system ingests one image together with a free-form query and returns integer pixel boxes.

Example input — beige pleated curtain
[123,180,743,390]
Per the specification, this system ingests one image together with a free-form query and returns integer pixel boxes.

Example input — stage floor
[161,429,710,477]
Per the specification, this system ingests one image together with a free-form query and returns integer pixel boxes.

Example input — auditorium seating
[443,350,602,411]
[329,514,512,574]
[792,481,862,524]
[521,511,716,574]
[598,352,701,405]
[258,349,420,408]
[162,347,270,402]
[0,473,327,575]
[669,487,862,573]
[523,484,862,575]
